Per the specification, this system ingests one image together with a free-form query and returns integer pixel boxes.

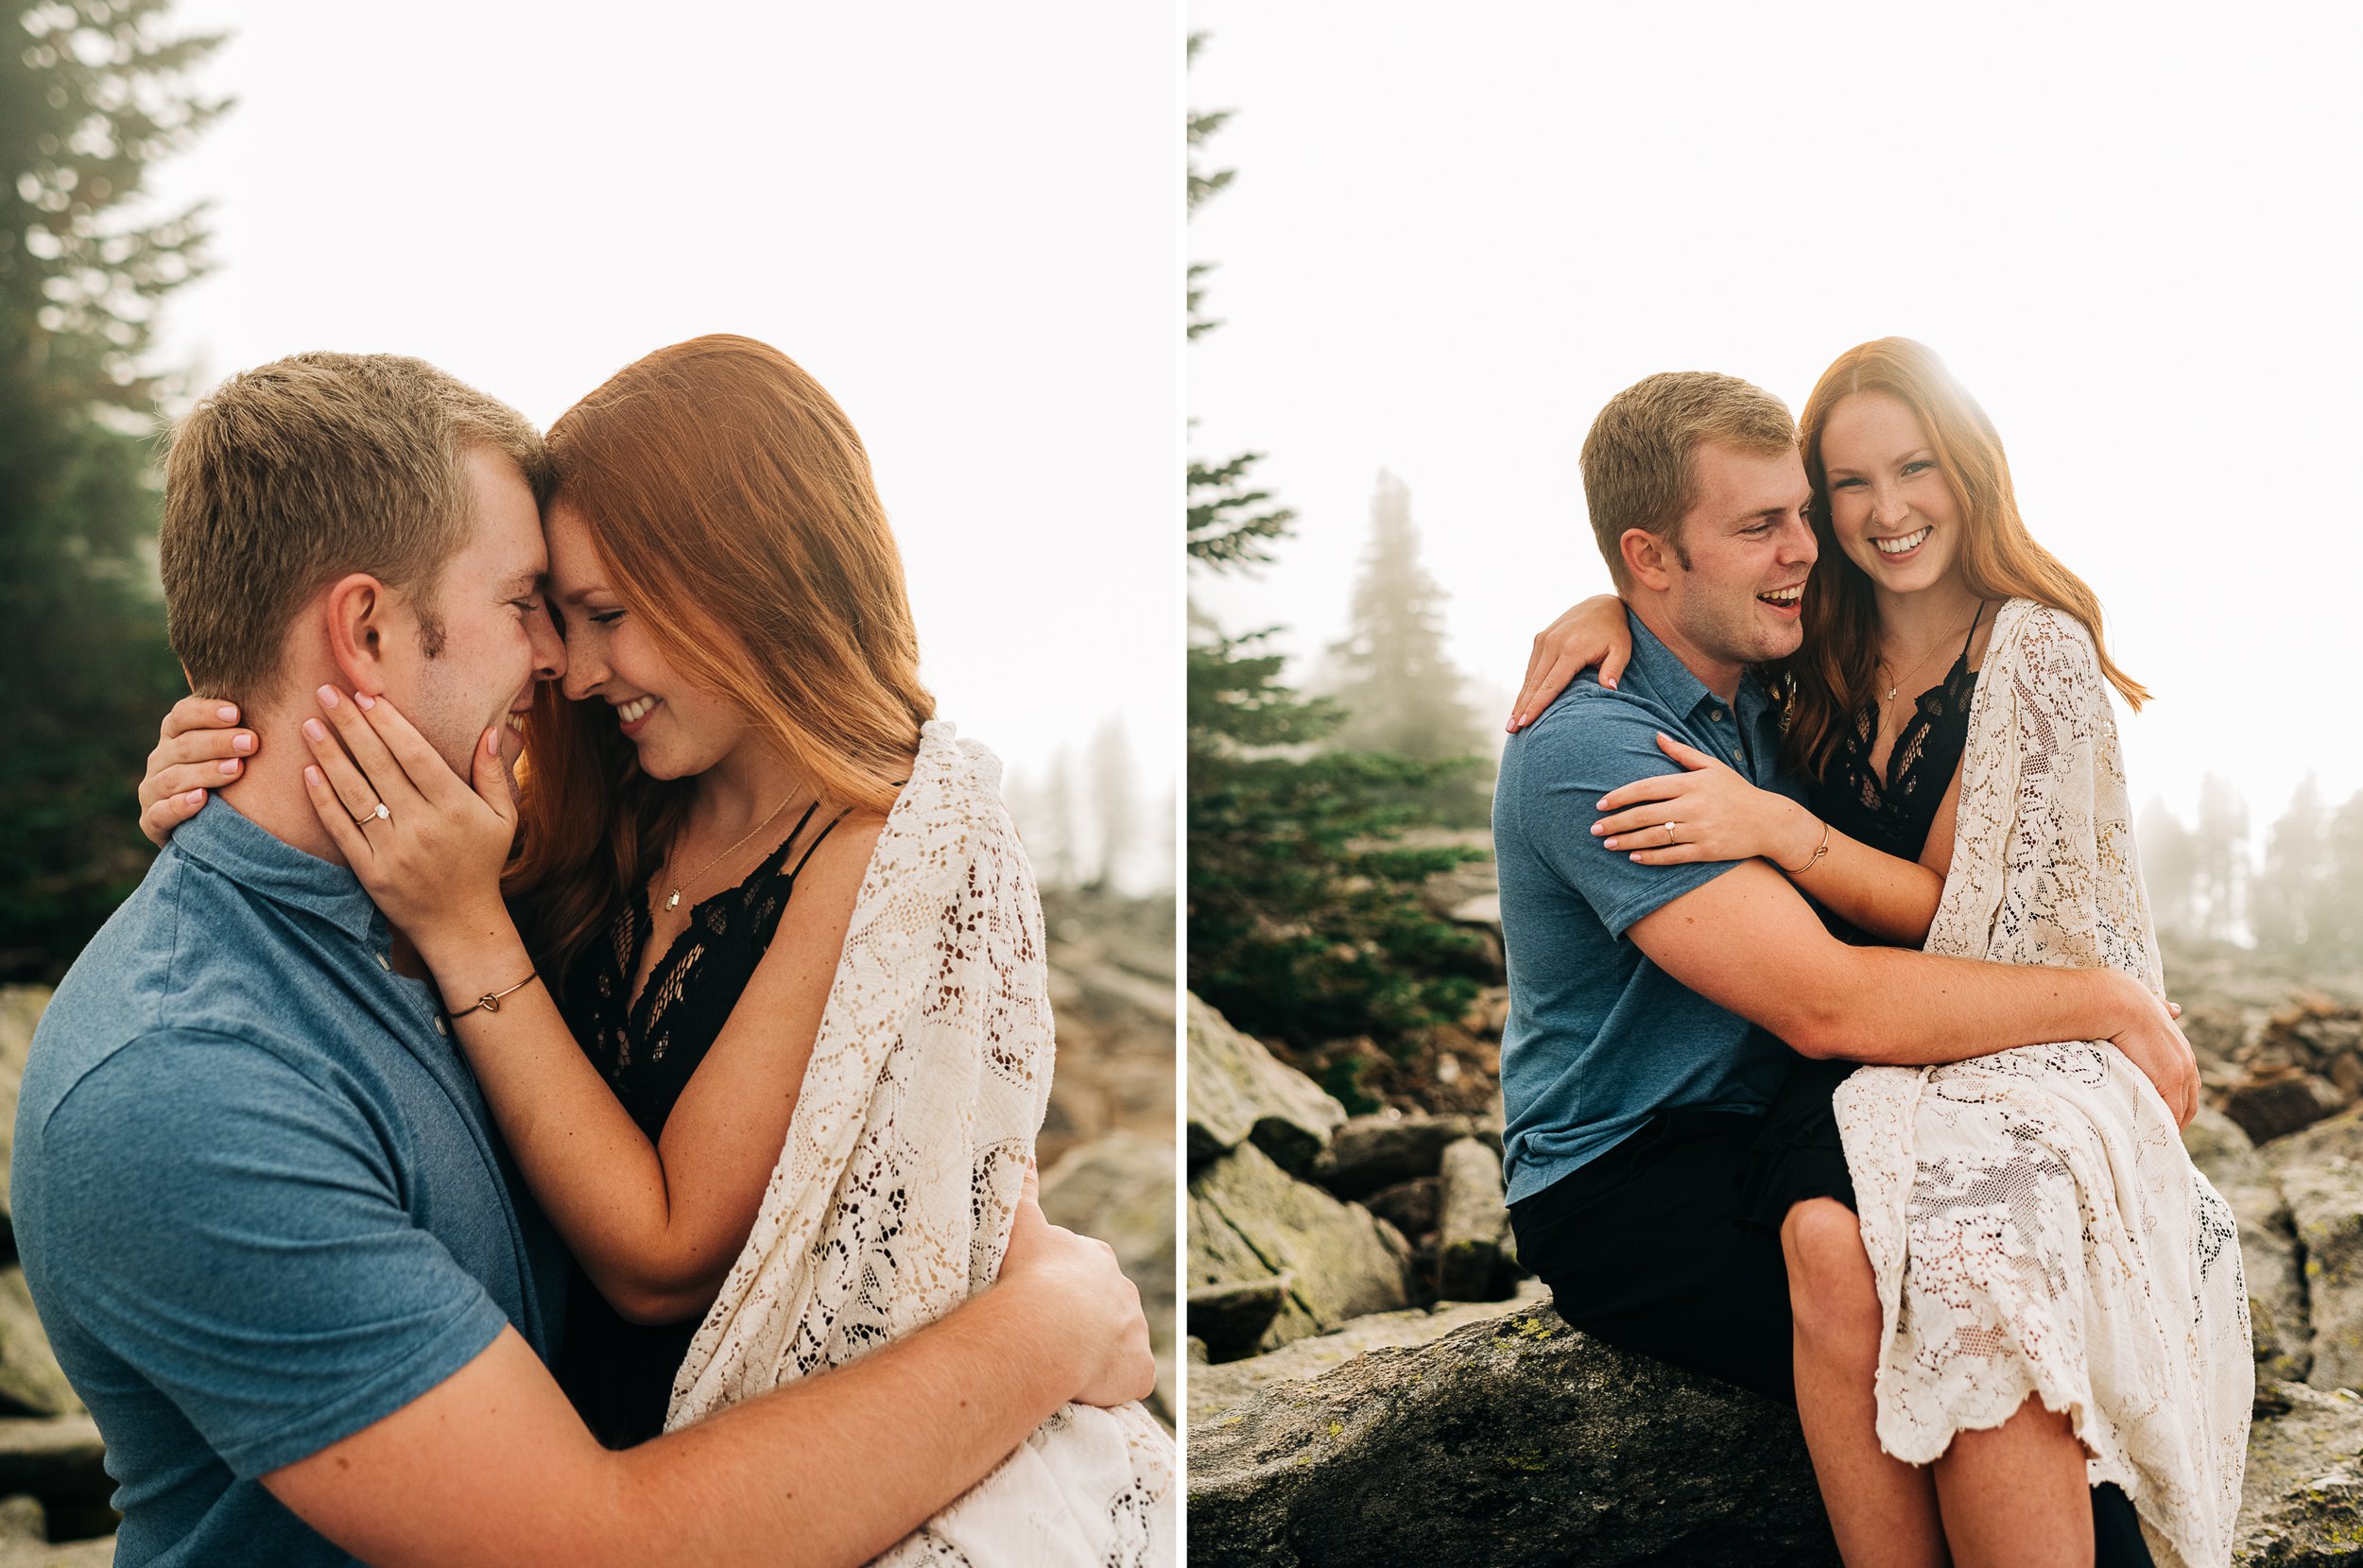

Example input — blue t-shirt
[11,800,567,1566]
[1492,611,1807,1205]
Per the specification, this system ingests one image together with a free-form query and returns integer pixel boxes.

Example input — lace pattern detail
[1835,601,2250,1568]
[666,722,1175,1565]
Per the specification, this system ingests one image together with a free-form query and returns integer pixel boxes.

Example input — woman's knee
[1781,1198,1879,1344]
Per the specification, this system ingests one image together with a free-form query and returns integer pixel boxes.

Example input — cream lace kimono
[665,721,1175,1566]
[1835,600,2250,1567]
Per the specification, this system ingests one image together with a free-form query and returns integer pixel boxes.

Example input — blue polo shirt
[11,800,567,1566]
[1492,611,1807,1205]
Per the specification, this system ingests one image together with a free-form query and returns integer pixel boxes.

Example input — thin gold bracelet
[450,971,539,1019]
[1779,819,1832,876]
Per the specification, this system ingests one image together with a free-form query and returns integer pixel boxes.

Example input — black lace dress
[551,802,843,1449]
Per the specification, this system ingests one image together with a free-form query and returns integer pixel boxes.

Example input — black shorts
[1509,1102,1804,1406]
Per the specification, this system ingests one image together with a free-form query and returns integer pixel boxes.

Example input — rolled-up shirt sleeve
[30,1030,510,1479]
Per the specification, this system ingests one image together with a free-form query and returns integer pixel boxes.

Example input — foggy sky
[1190,3,2363,837]
[139,1,1180,888]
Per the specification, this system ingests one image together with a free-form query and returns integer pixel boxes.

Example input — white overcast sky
[1189,4,2363,840]
[141,1,1180,887]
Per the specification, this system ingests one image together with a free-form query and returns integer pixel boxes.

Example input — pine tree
[1326,470,1485,763]
[1184,37,1482,1050]
[2253,774,2326,954]
[2191,774,2249,943]
[2315,788,2363,958]
[2137,797,2199,940]
[1086,716,1136,893]
[1182,32,1290,571]
[2,0,225,979]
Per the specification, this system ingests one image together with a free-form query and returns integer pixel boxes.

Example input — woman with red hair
[139,335,1174,1564]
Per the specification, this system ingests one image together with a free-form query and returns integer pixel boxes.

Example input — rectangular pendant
[664,891,681,912]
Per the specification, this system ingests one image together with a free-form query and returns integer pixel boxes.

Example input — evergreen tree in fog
[2,0,223,980]
[1325,471,1485,764]
[2253,773,2326,952]
[2191,774,2250,943]
[1184,37,1484,1056]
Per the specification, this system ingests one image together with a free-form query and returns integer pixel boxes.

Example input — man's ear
[1620,527,1679,593]
[321,573,394,698]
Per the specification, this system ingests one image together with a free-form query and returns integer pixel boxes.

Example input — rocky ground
[0,889,1176,1556]
[1036,887,1180,1424]
[0,990,113,1562]
[1186,852,2363,1565]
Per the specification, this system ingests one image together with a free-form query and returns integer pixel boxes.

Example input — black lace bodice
[1809,610,1982,865]
[551,801,843,1448]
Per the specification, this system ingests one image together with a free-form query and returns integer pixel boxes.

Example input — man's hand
[997,1159,1153,1407]
[2102,974,2200,1128]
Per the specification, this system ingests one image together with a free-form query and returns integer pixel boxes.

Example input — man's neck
[209,699,350,869]
[1626,600,1743,703]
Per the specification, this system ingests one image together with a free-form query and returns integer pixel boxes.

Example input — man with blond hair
[11,352,1152,1567]
[1492,370,2187,1563]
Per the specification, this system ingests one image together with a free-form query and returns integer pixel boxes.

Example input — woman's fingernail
[216,704,238,723]
[1604,837,1620,850]
[1603,678,1617,690]
[218,759,240,775]
[184,789,206,807]
[233,732,254,753]
[302,718,326,743]
[354,691,375,711]
[1590,822,1606,835]
[316,685,339,710]
[304,765,322,785]
[485,728,500,755]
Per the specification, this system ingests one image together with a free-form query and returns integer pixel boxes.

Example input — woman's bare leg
[1929,1395,2092,1568]
[1782,1198,1948,1567]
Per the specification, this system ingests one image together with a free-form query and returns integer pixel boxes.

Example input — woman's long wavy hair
[1780,336,2146,779]
[503,335,934,977]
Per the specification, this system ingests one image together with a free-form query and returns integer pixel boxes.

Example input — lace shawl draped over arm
[666,722,1175,1567]
[1834,600,2249,1568]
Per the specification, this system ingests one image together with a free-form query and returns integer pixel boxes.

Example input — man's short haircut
[160,352,553,702]
[1580,371,1797,584]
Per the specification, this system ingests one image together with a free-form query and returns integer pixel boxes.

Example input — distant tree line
[1005,716,1174,895]
[2144,774,2363,960]
[2,0,222,981]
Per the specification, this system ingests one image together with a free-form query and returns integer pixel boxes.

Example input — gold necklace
[660,792,801,913]
[1878,612,1977,704]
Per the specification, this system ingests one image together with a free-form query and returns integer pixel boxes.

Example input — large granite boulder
[2186,1108,2315,1383]
[1188,1303,1835,1567]
[1189,1141,1410,1358]
[1189,1284,1546,1429]
[1190,1301,2363,1567]
[1039,1129,1177,1425]
[2261,1109,2363,1391]
[1188,995,1347,1176]
[2237,1381,2363,1565]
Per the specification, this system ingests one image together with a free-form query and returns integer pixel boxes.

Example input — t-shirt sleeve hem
[1595,856,1744,939]
[221,1295,513,1480]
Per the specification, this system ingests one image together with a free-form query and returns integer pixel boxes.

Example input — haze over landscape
[1190,4,2363,843]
